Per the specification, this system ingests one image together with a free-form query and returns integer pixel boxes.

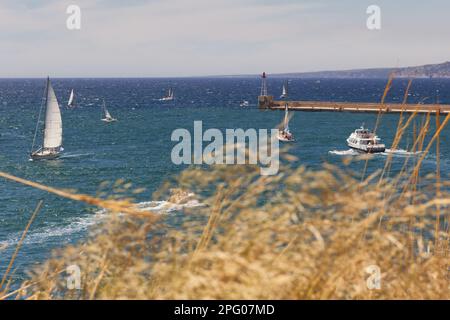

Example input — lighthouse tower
[258,72,273,109]
[260,72,268,96]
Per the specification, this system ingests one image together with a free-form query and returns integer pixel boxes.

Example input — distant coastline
[217,61,450,79]
[3,61,450,80]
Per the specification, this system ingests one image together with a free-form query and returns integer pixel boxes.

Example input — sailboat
[159,88,174,101]
[67,89,75,108]
[240,100,249,107]
[30,77,63,160]
[280,82,287,99]
[278,103,294,142]
[101,100,117,122]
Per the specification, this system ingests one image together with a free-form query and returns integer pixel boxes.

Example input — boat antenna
[30,77,49,154]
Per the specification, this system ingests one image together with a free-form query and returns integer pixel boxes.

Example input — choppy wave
[328,149,360,156]
[59,152,94,159]
[329,148,422,157]
[96,199,206,215]
[1,199,205,248]
[0,214,100,248]
[0,132,26,139]
[383,149,422,156]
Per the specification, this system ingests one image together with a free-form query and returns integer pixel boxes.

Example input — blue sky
[1,0,449,77]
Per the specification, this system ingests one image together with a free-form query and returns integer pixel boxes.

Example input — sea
[1,77,449,287]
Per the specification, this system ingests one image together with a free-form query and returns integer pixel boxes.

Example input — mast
[31,77,49,153]
[103,99,107,117]
[283,82,289,131]
[284,103,289,131]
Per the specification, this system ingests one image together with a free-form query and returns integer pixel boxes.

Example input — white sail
[103,100,112,119]
[68,89,74,106]
[282,84,287,96]
[105,108,112,119]
[43,80,63,149]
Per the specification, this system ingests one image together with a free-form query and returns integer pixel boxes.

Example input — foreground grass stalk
[0,200,43,291]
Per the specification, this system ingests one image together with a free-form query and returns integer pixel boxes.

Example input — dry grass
[0,144,448,299]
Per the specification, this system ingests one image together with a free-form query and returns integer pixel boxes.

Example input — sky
[1,0,449,77]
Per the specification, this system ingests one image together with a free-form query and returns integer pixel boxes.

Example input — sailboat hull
[30,152,61,160]
[101,118,117,123]
[277,135,295,142]
[30,147,63,160]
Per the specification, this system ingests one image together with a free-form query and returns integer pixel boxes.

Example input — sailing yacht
[67,89,75,108]
[240,100,249,107]
[280,83,287,99]
[30,77,63,160]
[159,88,174,101]
[101,100,117,122]
[277,82,294,142]
[278,103,294,142]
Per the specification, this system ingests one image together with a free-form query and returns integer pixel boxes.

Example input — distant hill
[270,61,450,79]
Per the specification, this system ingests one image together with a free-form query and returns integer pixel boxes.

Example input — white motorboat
[347,126,385,153]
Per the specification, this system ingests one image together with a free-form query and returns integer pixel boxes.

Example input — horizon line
[0,60,448,80]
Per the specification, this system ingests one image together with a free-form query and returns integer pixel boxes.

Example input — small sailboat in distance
[30,77,63,160]
[277,83,294,142]
[101,99,117,122]
[240,100,249,107]
[280,82,287,99]
[277,103,294,142]
[67,89,75,108]
[159,88,174,101]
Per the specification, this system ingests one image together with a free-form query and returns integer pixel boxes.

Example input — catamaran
[278,103,294,142]
[30,77,63,160]
[101,100,117,122]
[67,89,75,108]
[159,88,174,101]
[347,126,385,153]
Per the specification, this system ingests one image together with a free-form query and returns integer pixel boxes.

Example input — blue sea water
[0,77,449,286]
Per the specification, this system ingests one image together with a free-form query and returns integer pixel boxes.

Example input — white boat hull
[278,136,295,142]
[278,131,295,142]
[347,139,385,153]
[30,148,62,160]
[102,118,117,123]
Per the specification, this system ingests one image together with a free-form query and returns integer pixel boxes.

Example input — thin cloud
[0,0,449,77]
